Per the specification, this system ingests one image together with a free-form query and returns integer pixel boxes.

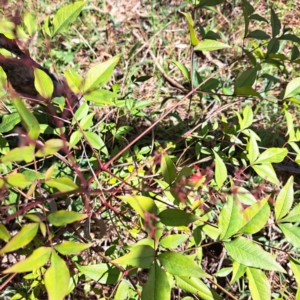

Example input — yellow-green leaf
[47,210,88,226]
[45,177,78,192]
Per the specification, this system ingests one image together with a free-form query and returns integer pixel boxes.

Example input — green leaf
[234,68,257,89]
[3,247,51,273]
[1,146,35,164]
[24,12,37,36]
[73,101,89,123]
[84,89,116,105]
[0,223,39,254]
[51,1,86,37]
[82,55,121,93]
[242,0,254,37]
[47,210,88,226]
[246,130,260,164]
[76,263,121,284]
[45,251,70,300]
[238,196,270,234]
[112,245,155,268]
[0,224,10,242]
[158,209,199,226]
[158,252,209,278]
[11,98,40,140]
[171,60,190,82]
[195,39,230,52]
[181,12,199,46]
[45,177,79,192]
[64,69,83,94]
[275,176,294,221]
[253,148,288,164]
[34,68,54,99]
[84,131,108,154]
[115,280,130,300]
[54,241,93,255]
[6,173,32,188]
[36,139,66,157]
[246,267,271,300]
[284,77,300,99]
[198,0,223,7]
[249,14,268,23]
[252,163,280,186]
[175,276,220,300]
[141,262,171,300]
[230,261,247,283]
[160,234,189,249]
[247,30,270,40]
[69,130,82,147]
[238,105,253,131]
[161,153,176,184]
[79,113,95,130]
[224,237,286,273]
[118,195,158,219]
[267,38,279,54]
[0,113,21,133]
[279,224,300,248]
[202,224,220,241]
[271,9,281,38]
[234,86,262,99]
[218,195,243,240]
[213,150,227,189]
[281,203,300,223]
[290,256,300,286]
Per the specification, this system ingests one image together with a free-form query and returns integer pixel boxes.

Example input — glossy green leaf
[11,98,40,140]
[34,68,54,99]
[279,224,300,248]
[224,237,286,272]
[275,176,294,221]
[64,69,83,94]
[82,55,121,93]
[171,60,190,82]
[238,196,270,234]
[219,195,243,239]
[213,150,227,189]
[281,203,300,223]
[54,241,93,255]
[0,223,39,254]
[230,261,247,283]
[181,12,199,46]
[158,209,199,226]
[77,263,121,284]
[69,130,82,147]
[6,173,32,188]
[141,261,171,300]
[3,247,51,273]
[73,101,88,123]
[47,210,88,226]
[175,276,219,300]
[234,86,262,99]
[234,68,257,89]
[84,89,116,105]
[45,251,70,300]
[284,77,300,99]
[160,234,189,249]
[0,113,21,133]
[202,224,220,241]
[254,148,288,164]
[112,245,155,268]
[45,177,79,192]
[51,1,86,37]
[36,139,66,157]
[161,153,176,185]
[0,224,10,242]
[246,267,271,300]
[158,252,209,278]
[118,195,158,219]
[195,40,230,52]
[235,186,257,205]
[252,163,280,186]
